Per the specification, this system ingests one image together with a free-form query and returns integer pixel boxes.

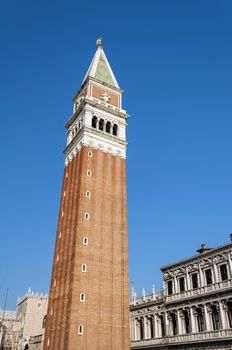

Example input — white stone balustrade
[131,329,232,348]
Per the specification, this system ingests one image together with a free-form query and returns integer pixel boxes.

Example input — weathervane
[96,37,103,47]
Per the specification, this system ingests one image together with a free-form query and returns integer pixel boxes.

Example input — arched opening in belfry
[106,121,111,134]
[113,123,118,136]
[99,118,104,131]
[92,116,97,129]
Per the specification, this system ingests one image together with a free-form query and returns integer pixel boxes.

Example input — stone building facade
[16,289,48,350]
[130,239,232,349]
[0,311,20,350]
[0,289,48,350]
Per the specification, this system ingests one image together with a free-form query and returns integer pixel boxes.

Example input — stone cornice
[65,97,127,129]
[130,298,164,312]
[72,76,124,102]
[161,242,232,272]
[63,126,127,157]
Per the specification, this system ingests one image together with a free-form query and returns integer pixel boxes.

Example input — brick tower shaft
[44,41,130,350]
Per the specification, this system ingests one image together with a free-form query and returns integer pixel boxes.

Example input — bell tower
[44,40,130,350]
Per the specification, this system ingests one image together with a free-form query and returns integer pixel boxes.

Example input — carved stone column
[204,304,212,331]
[134,318,137,340]
[186,273,190,290]
[154,314,158,338]
[177,310,183,335]
[199,266,204,287]
[190,307,197,333]
[67,130,72,145]
[164,312,170,336]
[212,261,218,284]
[145,316,150,339]
[96,118,99,130]
[130,318,135,340]
[142,316,146,339]
[173,272,177,294]
[219,300,228,329]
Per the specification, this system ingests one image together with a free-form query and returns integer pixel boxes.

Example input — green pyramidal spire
[82,41,119,89]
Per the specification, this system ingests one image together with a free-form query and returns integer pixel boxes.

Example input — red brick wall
[44,146,130,350]
[91,84,120,107]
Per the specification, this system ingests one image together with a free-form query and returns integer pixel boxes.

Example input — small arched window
[92,116,97,129]
[113,124,118,136]
[42,315,47,328]
[82,264,87,272]
[78,324,84,335]
[106,121,111,134]
[83,237,88,245]
[99,118,104,131]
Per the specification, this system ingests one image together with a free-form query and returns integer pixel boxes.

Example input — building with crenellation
[0,289,48,350]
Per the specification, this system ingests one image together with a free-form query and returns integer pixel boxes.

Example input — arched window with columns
[106,121,111,134]
[113,123,118,136]
[99,118,104,131]
[42,315,47,328]
[92,116,97,129]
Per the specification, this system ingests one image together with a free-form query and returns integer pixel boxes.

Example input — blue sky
[1,0,232,309]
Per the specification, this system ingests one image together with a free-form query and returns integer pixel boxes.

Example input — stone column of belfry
[44,40,130,350]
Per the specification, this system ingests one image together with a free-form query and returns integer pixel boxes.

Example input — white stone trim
[64,130,126,165]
